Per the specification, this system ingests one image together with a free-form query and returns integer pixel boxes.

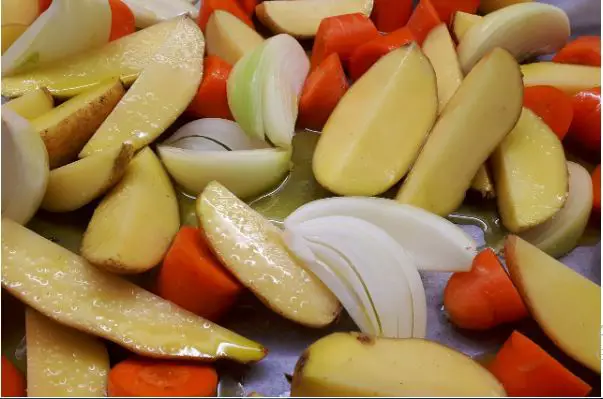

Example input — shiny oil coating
[26,309,109,397]
[198,182,340,327]
[2,218,266,363]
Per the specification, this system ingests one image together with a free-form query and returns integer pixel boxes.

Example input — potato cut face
[206,10,264,65]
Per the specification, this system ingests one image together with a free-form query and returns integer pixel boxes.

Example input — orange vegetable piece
[406,0,442,45]
[311,13,380,71]
[157,226,243,321]
[523,85,574,140]
[198,0,253,31]
[553,36,601,67]
[1,356,25,397]
[566,87,601,154]
[592,165,601,214]
[237,0,258,17]
[108,0,136,41]
[299,53,350,131]
[348,26,416,81]
[428,0,479,24]
[108,357,219,397]
[39,0,52,13]
[186,56,233,120]
[444,248,529,330]
[370,0,413,33]
[488,331,592,397]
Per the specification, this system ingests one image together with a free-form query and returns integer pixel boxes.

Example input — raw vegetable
[198,0,253,31]
[593,165,601,214]
[565,87,601,156]
[4,87,53,120]
[237,0,258,17]
[1,356,25,397]
[108,0,135,41]
[187,56,233,120]
[523,85,574,140]
[521,62,601,95]
[429,0,479,24]
[298,53,349,131]
[157,226,243,321]
[488,331,591,397]
[406,0,441,45]
[370,0,412,33]
[205,10,264,65]
[444,248,528,330]
[553,36,601,67]
[121,0,199,29]
[39,0,52,12]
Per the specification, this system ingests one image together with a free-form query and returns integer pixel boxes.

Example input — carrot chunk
[553,36,601,67]
[565,87,601,156]
[187,56,233,120]
[406,0,442,45]
[1,356,26,398]
[429,0,479,24]
[523,85,574,140]
[370,0,413,33]
[108,0,135,41]
[198,0,253,31]
[592,165,601,214]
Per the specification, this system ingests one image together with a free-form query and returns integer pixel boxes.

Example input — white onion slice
[122,0,199,28]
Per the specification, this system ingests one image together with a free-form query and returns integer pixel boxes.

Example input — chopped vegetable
[406,0,442,45]
[1,356,25,398]
[198,0,253,31]
[310,13,379,71]
[39,0,52,13]
[488,331,592,397]
[553,36,601,67]
[444,248,529,330]
[158,226,243,321]
[565,87,601,155]
[370,0,412,33]
[429,0,479,24]
[187,56,233,120]
[523,85,574,140]
[108,0,136,41]
[237,0,258,17]
[299,53,349,131]
[593,165,601,214]
[108,357,218,397]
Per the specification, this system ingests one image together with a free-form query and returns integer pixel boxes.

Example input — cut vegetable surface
[406,0,442,45]
[370,0,412,33]
[566,87,601,156]
[4,87,53,120]
[553,36,601,67]
[187,56,233,120]
[429,0,479,24]
[451,11,482,42]
[198,0,253,31]
[108,0,136,40]
[523,85,574,140]
[205,10,264,65]
[521,62,601,95]
[122,0,198,29]
[1,357,25,398]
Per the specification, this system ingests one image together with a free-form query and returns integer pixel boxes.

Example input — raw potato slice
[291,332,506,396]
[80,17,204,157]
[1,17,179,98]
[81,148,179,274]
[452,12,482,42]
[256,0,373,39]
[313,44,437,196]
[491,108,568,233]
[197,181,340,327]
[4,88,53,120]
[505,235,601,373]
[2,218,266,363]
[31,79,125,169]
[520,162,592,258]
[122,0,199,28]
[206,10,264,65]
[2,24,29,54]
[41,144,134,212]
[26,309,110,397]
[457,3,569,73]
[470,165,496,199]
[396,48,523,216]
[521,62,601,95]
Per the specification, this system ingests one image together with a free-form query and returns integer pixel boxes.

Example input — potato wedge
[470,165,496,199]
[451,12,482,42]
[521,62,601,95]
[81,148,179,274]
[206,10,264,66]
[26,308,110,397]
[4,88,53,120]
[41,143,134,212]
[2,218,266,363]
[31,79,125,169]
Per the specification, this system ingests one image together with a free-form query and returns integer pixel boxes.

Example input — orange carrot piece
[553,36,601,67]
[39,0,52,13]
[444,248,529,331]
[157,226,243,321]
[348,26,416,81]
[1,356,25,398]
[198,0,253,31]
[370,0,413,33]
[406,0,442,45]
[523,85,574,140]
[311,13,380,71]
[592,165,601,214]
[299,53,350,131]
[237,0,258,17]
[186,56,233,120]
[429,0,479,24]
[108,0,136,41]
[108,357,218,397]
[566,87,601,154]
[488,331,592,397]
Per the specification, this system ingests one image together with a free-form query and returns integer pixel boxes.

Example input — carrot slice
[488,331,592,397]
[348,26,416,81]
[592,165,601,214]
[566,87,601,155]
[406,0,442,45]
[108,0,135,41]
[39,0,52,13]
[1,356,25,398]
[311,13,380,71]
[553,36,601,67]
[157,226,243,321]
[370,0,413,33]
[186,56,233,120]
[198,0,253,31]
[428,0,479,24]
[444,248,528,330]
[523,85,574,140]
[299,53,350,131]
[108,357,218,397]
[237,0,258,17]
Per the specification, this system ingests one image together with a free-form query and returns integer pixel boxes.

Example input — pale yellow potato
[491,108,568,233]
[291,332,506,396]
[4,87,53,120]
[81,148,179,274]
[2,24,29,54]
[505,235,601,373]
[480,0,532,14]
[396,48,523,216]
[79,17,204,157]
[197,181,340,327]
[470,165,496,199]
[256,0,373,39]
[451,12,482,42]
[313,44,437,196]
[2,218,266,363]
[41,143,134,212]
[206,10,264,66]
[521,62,601,95]
[31,79,125,169]
[26,309,109,397]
